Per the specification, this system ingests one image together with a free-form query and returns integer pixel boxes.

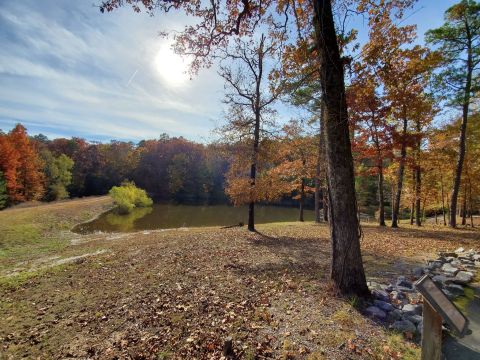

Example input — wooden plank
[421,299,443,360]
[415,274,468,335]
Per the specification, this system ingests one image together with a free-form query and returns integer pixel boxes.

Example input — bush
[108,181,153,214]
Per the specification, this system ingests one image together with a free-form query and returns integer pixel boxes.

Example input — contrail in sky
[126,69,139,87]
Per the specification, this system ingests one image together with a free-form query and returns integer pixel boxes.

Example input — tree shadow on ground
[240,230,420,285]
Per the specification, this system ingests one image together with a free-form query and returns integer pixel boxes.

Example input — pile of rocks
[364,247,479,338]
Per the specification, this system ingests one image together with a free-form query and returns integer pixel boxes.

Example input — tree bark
[372,122,385,227]
[323,184,329,222]
[469,180,474,228]
[378,166,386,226]
[315,102,325,223]
[247,36,265,232]
[410,171,415,225]
[441,174,446,226]
[392,114,408,228]
[415,120,422,226]
[450,36,473,228]
[313,0,368,296]
[462,186,467,226]
[415,166,421,226]
[299,177,305,222]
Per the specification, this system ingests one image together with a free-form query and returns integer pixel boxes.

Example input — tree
[0,171,7,209]
[0,132,20,202]
[426,0,480,227]
[0,124,44,203]
[268,120,317,221]
[42,150,74,201]
[100,0,415,296]
[312,0,369,295]
[218,35,281,231]
[349,68,392,226]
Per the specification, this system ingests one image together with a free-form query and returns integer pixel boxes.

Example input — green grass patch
[0,263,72,290]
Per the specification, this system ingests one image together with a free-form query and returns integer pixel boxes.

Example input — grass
[0,197,112,273]
[0,197,478,359]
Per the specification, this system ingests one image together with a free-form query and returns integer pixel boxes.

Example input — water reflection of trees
[105,207,153,232]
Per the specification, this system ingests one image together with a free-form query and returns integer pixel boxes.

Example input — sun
[154,42,190,87]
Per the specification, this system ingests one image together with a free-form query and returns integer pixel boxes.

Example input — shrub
[108,181,153,214]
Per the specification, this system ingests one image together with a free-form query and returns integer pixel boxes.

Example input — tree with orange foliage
[360,10,439,227]
[349,68,393,226]
[267,120,317,221]
[0,124,44,203]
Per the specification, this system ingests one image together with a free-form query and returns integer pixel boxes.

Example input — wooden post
[421,299,443,360]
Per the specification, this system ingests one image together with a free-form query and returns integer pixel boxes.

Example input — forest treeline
[0,125,230,207]
[1,112,479,225]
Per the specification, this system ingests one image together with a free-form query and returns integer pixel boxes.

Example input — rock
[475,261,480,267]
[391,290,406,300]
[450,260,461,267]
[405,314,422,325]
[473,254,480,261]
[446,283,465,296]
[452,271,474,285]
[445,257,456,263]
[441,263,459,276]
[438,252,456,259]
[374,300,394,312]
[367,281,387,291]
[392,320,417,334]
[428,260,443,270]
[385,284,395,292]
[454,247,465,254]
[413,267,424,278]
[387,309,403,322]
[396,276,413,289]
[372,289,390,302]
[365,306,387,320]
[432,275,452,287]
[402,304,422,316]
[397,286,416,293]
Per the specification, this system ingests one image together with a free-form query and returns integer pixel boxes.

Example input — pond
[73,204,314,234]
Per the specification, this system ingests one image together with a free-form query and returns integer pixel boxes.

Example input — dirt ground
[1,198,479,359]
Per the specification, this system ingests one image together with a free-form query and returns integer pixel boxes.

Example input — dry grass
[0,198,479,359]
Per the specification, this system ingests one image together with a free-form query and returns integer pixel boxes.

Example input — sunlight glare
[154,42,190,87]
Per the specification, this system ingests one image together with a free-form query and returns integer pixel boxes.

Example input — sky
[0,0,459,143]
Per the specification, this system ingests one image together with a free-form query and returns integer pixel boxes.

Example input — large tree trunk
[323,184,329,222]
[313,0,368,297]
[410,171,415,225]
[378,164,386,226]
[462,187,467,226]
[441,174,446,226]
[315,103,325,223]
[314,168,321,223]
[450,44,473,228]
[247,38,265,232]
[415,120,422,226]
[415,165,421,226]
[248,113,260,232]
[469,180,474,228]
[299,178,305,222]
[248,103,261,232]
[392,115,408,228]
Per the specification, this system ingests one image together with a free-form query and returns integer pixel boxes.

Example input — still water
[73,204,314,234]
